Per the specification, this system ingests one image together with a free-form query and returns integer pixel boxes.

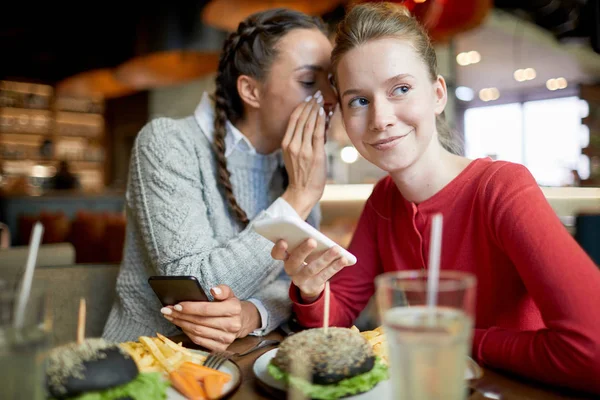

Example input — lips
[368,130,413,151]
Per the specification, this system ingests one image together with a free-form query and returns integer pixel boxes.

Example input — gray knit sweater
[102,115,320,342]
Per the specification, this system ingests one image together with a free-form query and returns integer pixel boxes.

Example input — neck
[389,140,470,204]
[234,110,279,155]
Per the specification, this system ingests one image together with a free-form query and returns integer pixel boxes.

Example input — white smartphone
[253,216,357,266]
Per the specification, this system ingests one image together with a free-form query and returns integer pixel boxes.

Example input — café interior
[1,1,600,399]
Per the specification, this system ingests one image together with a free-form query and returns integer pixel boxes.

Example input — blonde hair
[331,2,461,154]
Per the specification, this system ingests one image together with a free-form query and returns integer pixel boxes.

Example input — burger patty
[272,327,375,385]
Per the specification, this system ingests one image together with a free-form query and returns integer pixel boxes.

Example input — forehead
[271,28,333,70]
[336,38,426,88]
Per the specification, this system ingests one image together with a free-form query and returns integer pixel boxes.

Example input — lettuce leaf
[57,372,170,400]
[268,357,388,400]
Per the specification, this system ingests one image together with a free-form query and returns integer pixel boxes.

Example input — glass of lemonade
[0,280,52,400]
[375,270,476,400]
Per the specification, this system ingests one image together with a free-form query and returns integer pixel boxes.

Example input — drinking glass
[0,280,52,400]
[375,270,476,400]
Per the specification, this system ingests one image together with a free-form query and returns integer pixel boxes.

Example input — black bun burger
[268,327,388,399]
[46,338,167,400]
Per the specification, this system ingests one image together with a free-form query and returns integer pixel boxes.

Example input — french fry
[157,333,195,357]
[139,336,175,372]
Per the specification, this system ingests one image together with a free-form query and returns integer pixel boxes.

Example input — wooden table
[178,332,598,400]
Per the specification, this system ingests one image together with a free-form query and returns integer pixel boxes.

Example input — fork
[203,339,280,370]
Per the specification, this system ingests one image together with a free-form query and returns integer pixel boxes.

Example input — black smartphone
[148,275,209,306]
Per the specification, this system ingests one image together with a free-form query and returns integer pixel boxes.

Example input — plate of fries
[119,333,242,400]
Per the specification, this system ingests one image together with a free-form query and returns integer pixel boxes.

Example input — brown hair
[331,2,461,154]
[212,8,327,227]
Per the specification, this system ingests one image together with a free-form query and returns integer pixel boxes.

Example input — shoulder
[134,116,211,159]
[476,160,538,194]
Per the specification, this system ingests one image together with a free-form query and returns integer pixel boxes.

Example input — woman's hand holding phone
[281,91,328,220]
[271,238,351,303]
[160,285,261,351]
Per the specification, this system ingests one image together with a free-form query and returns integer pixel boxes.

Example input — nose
[369,98,397,132]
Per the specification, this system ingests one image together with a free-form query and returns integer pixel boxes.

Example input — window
[464,96,588,186]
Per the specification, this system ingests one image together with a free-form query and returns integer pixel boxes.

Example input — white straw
[323,281,330,334]
[427,214,443,319]
[14,222,44,329]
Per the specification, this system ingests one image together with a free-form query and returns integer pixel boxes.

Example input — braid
[213,32,250,228]
[210,8,327,228]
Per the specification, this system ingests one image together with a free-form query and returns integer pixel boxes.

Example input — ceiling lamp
[55,69,137,99]
[202,0,344,32]
[113,50,221,90]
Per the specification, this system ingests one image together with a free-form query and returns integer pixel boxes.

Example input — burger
[268,327,388,399]
[46,338,168,399]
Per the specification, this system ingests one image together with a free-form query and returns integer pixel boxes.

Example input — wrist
[239,301,261,337]
[298,286,322,304]
[282,190,318,220]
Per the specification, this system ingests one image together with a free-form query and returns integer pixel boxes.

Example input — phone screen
[148,276,209,306]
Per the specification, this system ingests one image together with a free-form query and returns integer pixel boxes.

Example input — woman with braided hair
[103,8,337,351]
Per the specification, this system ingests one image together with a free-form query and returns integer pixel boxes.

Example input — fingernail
[160,307,172,315]
[313,90,322,99]
[211,287,222,296]
[316,95,323,104]
[164,315,173,321]
[319,107,324,116]
[328,110,333,116]
[305,95,312,102]
[174,304,183,312]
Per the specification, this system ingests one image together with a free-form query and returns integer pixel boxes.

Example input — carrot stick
[169,370,206,400]
[179,362,232,383]
[204,374,226,400]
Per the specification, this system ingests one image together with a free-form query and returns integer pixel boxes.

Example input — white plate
[253,348,482,399]
[167,349,242,399]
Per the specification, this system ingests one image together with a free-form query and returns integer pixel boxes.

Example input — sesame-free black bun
[271,327,375,385]
[46,338,138,399]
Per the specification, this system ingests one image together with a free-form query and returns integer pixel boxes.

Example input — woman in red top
[271,2,600,394]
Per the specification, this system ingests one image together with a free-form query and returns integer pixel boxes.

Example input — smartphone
[253,216,357,265]
[147,275,209,306]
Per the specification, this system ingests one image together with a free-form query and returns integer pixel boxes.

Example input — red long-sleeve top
[291,158,600,394]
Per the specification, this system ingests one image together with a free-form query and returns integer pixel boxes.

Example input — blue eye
[392,85,410,96]
[348,97,369,108]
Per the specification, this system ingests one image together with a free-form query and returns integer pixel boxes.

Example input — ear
[433,75,448,116]
[237,75,261,109]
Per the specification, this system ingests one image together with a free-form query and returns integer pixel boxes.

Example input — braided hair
[212,8,327,228]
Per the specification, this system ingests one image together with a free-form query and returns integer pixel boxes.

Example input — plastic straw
[427,214,443,322]
[323,281,330,334]
[14,222,44,329]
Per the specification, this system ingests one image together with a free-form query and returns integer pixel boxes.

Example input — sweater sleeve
[475,163,600,394]
[291,189,383,328]
[129,118,288,301]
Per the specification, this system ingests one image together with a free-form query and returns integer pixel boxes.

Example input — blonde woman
[273,2,600,394]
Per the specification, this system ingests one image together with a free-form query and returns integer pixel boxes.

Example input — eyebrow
[341,73,415,98]
[294,65,325,72]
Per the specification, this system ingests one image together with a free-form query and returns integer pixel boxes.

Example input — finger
[301,99,322,153]
[271,239,288,260]
[171,318,236,344]
[300,246,344,279]
[174,298,242,317]
[165,312,242,333]
[289,96,319,154]
[183,330,231,352]
[282,97,312,150]
[284,238,317,276]
[315,257,349,284]
[313,103,326,149]
[210,285,234,301]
